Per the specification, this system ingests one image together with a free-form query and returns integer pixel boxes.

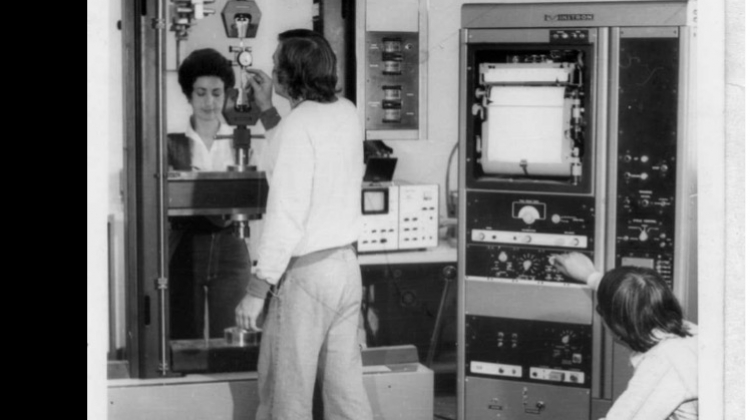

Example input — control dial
[560,330,577,345]
[515,252,543,279]
[518,206,541,225]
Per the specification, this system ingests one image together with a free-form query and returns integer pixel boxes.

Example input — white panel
[470,361,523,378]
[366,0,419,32]
[485,86,566,166]
[109,366,433,420]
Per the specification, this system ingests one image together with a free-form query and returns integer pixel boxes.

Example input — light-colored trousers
[255,245,373,420]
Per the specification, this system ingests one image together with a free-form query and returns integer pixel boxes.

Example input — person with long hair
[236,29,373,420]
[553,252,698,420]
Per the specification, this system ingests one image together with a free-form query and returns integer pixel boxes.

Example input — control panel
[364,32,420,136]
[549,29,590,44]
[358,184,439,253]
[459,5,694,419]
[465,191,594,283]
[614,36,680,288]
[466,316,592,388]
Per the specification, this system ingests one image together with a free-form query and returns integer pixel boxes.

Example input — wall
[721,0,744,417]
[88,0,116,416]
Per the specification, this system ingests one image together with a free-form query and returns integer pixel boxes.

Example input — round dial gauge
[237,51,253,67]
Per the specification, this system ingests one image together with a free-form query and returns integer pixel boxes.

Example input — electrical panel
[364,32,420,133]
[357,0,426,140]
[458,2,694,419]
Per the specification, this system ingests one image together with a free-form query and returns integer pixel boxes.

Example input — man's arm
[259,106,281,131]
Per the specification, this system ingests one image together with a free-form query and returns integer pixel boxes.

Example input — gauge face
[515,252,543,279]
[237,51,253,67]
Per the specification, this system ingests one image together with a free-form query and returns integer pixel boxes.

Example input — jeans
[169,218,251,339]
[256,245,373,420]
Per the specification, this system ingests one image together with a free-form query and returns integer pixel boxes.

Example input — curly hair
[178,48,235,99]
[275,29,338,103]
[596,266,692,353]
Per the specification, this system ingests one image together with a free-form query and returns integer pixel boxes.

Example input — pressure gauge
[237,50,253,67]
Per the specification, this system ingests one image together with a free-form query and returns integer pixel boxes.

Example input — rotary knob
[442,265,457,280]
[519,206,541,225]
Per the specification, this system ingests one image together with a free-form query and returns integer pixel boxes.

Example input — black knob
[442,265,457,280]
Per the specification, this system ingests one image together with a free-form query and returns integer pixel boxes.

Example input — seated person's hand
[551,252,597,283]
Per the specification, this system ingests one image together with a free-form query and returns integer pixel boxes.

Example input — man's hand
[551,252,597,283]
[245,68,274,112]
[235,293,265,332]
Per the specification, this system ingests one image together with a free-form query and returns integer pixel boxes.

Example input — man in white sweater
[235,29,372,420]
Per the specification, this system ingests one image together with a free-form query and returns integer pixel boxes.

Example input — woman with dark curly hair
[236,29,373,420]
[168,48,278,340]
[553,252,698,420]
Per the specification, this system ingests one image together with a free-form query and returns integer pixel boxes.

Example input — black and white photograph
[88,0,745,419]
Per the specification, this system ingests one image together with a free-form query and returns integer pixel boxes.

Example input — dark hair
[178,48,235,99]
[275,29,338,102]
[596,267,691,353]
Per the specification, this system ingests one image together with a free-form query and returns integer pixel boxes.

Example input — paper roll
[480,86,572,177]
